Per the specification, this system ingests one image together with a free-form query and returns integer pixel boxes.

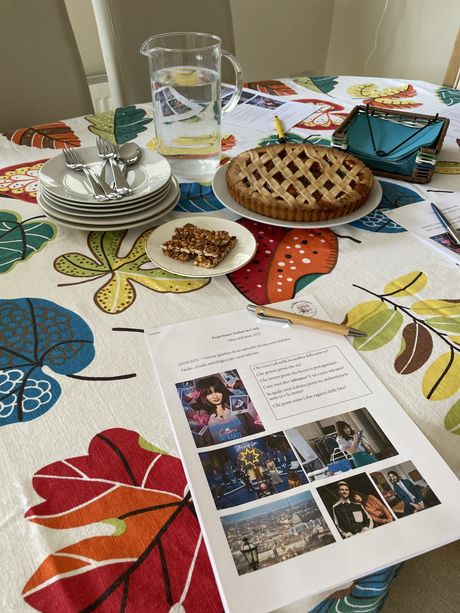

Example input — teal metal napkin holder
[332,105,449,183]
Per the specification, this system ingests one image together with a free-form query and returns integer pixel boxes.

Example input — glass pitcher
[140,32,243,182]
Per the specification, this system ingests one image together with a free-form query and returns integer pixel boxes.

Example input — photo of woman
[176,371,264,448]
[196,376,248,444]
[351,491,395,525]
[285,408,398,481]
[335,420,378,467]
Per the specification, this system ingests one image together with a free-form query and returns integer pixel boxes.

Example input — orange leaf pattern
[23,428,222,612]
[221,134,237,151]
[294,99,348,130]
[244,80,297,96]
[228,220,338,303]
[0,160,47,203]
[3,122,81,149]
[348,83,422,109]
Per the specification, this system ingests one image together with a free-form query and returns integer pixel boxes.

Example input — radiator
[87,74,112,112]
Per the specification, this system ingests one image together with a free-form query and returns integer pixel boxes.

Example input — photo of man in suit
[332,480,373,538]
[387,470,424,516]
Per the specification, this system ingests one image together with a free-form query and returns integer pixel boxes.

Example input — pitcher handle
[221,50,244,115]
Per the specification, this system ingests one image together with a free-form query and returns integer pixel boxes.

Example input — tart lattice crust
[225,143,374,222]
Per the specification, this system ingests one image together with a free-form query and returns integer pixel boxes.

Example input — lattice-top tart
[225,143,374,222]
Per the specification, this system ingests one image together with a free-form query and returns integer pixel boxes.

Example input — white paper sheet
[222,87,317,133]
[384,194,460,264]
[147,298,460,613]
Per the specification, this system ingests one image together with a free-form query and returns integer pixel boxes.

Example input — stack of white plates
[37,146,180,231]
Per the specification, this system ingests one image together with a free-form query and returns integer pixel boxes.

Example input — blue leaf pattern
[350,180,423,232]
[0,298,95,426]
[175,182,225,212]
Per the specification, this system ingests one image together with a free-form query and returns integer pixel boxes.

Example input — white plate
[38,181,180,231]
[41,177,172,211]
[39,183,176,224]
[39,146,172,203]
[145,216,257,278]
[41,180,173,216]
[212,164,383,228]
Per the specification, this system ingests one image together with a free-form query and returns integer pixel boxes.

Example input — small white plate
[38,180,180,231]
[39,146,171,203]
[145,216,257,278]
[212,164,382,228]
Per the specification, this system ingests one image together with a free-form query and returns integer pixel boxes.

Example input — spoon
[118,142,141,176]
[100,142,141,185]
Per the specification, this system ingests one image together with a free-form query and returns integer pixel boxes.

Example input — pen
[247,304,367,337]
[274,115,286,143]
[431,203,460,246]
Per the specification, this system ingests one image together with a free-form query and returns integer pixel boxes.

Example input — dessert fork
[63,148,120,200]
[96,137,133,195]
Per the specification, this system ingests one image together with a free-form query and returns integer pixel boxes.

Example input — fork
[96,137,133,195]
[63,148,120,200]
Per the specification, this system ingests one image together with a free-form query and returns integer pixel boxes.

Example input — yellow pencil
[274,115,286,143]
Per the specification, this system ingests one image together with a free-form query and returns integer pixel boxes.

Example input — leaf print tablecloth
[0,75,459,613]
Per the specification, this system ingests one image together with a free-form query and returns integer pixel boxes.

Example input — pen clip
[247,304,291,326]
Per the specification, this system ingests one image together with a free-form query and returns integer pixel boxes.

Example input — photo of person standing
[331,481,373,538]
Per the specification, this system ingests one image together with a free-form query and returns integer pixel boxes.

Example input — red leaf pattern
[3,122,81,149]
[23,428,222,612]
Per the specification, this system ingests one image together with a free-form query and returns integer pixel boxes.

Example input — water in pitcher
[152,66,222,181]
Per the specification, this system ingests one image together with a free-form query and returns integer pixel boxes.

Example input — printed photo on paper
[285,407,398,482]
[176,370,265,448]
[370,461,441,519]
[198,432,308,510]
[316,473,395,539]
[221,490,335,575]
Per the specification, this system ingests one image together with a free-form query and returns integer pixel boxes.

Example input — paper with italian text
[147,298,460,613]
[222,86,317,133]
[384,193,460,264]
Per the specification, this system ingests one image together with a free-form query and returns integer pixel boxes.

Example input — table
[1,75,459,613]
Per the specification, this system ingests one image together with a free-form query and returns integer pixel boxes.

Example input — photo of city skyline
[221,491,335,574]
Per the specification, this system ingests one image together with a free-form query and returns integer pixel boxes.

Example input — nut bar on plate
[161,223,237,268]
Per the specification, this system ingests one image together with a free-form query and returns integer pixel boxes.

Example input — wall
[65,0,458,89]
[230,0,335,81]
[64,0,105,76]
[325,0,460,84]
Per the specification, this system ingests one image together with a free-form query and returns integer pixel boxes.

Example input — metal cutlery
[96,137,133,195]
[117,142,141,176]
[63,147,120,200]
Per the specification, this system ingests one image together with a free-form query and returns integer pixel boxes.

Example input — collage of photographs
[154,85,203,121]
[221,86,285,111]
[175,369,441,576]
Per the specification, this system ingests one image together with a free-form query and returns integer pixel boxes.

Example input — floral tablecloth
[0,75,459,613]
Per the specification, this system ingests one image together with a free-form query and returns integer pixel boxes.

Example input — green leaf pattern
[0,211,56,273]
[444,399,460,435]
[347,272,460,432]
[54,230,210,314]
[353,310,403,351]
[85,106,152,144]
[435,87,460,106]
[293,76,338,95]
